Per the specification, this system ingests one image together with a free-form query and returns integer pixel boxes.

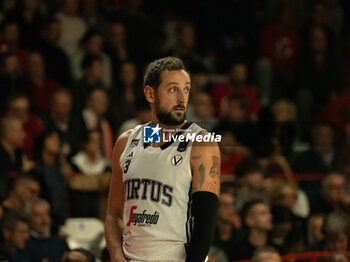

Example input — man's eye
[169,87,176,92]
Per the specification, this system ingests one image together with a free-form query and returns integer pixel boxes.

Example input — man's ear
[144,85,155,103]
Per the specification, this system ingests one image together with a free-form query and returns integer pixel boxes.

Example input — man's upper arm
[106,130,132,219]
[191,131,221,196]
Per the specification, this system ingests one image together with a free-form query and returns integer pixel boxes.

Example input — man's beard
[155,99,186,126]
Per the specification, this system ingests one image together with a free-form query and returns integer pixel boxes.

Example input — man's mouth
[173,105,185,111]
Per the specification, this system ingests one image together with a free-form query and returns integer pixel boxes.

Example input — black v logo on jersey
[171,155,183,166]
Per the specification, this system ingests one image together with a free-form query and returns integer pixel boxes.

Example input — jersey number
[124,160,131,173]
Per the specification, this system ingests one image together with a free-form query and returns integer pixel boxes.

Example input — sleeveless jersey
[120,122,204,262]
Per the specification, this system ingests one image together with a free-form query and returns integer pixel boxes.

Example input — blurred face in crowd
[88,89,108,116]
[15,179,40,204]
[27,52,45,78]
[308,215,324,243]
[323,173,346,205]
[192,92,214,120]
[84,131,101,156]
[3,221,29,251]
[178,25,195,50]
[62,0,79,15]
[2,118,25,148]
[312,3,325,26]
[217,192,236,224]
[230,64,247,85]
[29,202,51,237]
[242,171,264,191]
[2,23,19,46]
[51,90,72,119]
[3,55,19,74]
[246,203,273,231]
[227,99,247,122]
[312,125,333,148]
[44,132,61,154]
[108,23,126,47]
[8,97,30,123]
[326,232,348,252]
[42,21,61,44]
[255,251,281,262]
[219,131,237,155]
[275,184,297,210]
[85,35,103,55]
[273,100,295,123]
[86,60,104,81]
[310,28,327,53]
[23,0,40,11]
[120,62,137,86]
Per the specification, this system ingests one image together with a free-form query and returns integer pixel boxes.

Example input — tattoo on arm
[209,156,220,178]
[191,155,201,160]
[199,164,205,186]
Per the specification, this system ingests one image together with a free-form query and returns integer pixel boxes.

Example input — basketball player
[105,57,220,262]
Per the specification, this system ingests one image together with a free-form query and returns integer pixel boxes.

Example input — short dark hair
[81,54,102,70]
[1,210,28,232]
[143,57,188,89]
[240,199,266,228]
[235,157,262,178]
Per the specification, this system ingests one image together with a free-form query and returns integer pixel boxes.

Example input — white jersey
[120,122,204,262]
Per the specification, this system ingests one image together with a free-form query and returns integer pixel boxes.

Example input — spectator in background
[71,30,112,88]
[257,2,299,103]
[72,54,105,113]
[0,211,30,262]
[293,123,344,175]
[5,0,47,49]
[234,158,268,210]
[24,199,69,262]
[0,52,30,113]
[5,94,45,158]
[187,91,218,132]
[79,88,113,160]
[109,61,141,131]
[216,128,248,179]
[0,19,27,75]
[80,0,107,32]
[217,94,258,149]
[104,21,131,84]
[167,22,202,71]
[1,175,40,215]
[311,173,350,215]
[0,117,34,200]
[212,187,241,261]
[306,211,350,253]
[41,88,81,159]
[211,62,260,120]
[230,200,274,261]
[33,131,69,231]
[251,246,281,262]
[56,0,87,58]
[25,51,60,114]
[37,17,72,86]
[69,130,111,218]
[307,214,325,246]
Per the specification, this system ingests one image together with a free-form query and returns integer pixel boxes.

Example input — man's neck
[249,229,268,247]
[148,120,187,147]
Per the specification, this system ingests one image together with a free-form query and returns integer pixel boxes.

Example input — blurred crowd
[0,0,350,261]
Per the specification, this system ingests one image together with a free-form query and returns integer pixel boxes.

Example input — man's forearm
[105,214,126,261]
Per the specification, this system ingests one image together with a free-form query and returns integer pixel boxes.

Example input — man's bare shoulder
[191,130,220,150]
[114,129,133,153]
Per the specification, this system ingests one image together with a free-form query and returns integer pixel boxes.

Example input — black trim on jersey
[185,183,193,248]
[143,122,192,150]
